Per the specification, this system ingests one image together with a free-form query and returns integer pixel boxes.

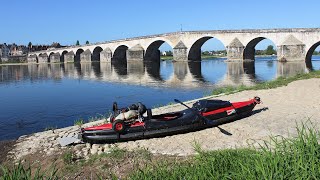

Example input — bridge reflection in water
[0,59,313,88]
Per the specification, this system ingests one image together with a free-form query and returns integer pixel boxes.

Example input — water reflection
[0,59,317,88]
[277,62,307,78]
[188,61,204,81]
[145,61,161,81]
[219,61,256,86]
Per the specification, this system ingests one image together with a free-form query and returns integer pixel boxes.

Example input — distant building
[162,51,167,56]
[0,43,10,58]
[9,44,28,56]
[51,42,62,48]
[29,45,50,52]
[28,42,65,52]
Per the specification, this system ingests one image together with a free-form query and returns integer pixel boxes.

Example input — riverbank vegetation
[160,54,226,60]
[130,123,320,179]
[1,123,319,179]
[211,69,320,96]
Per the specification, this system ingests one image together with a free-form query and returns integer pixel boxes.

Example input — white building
[10,44,27,56]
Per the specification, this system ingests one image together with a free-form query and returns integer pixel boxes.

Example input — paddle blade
[174,99,180,103]
[217,127,232,136]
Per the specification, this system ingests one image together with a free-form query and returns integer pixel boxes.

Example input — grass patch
[62,150,77,165]
[88,113,108,122]
[160,56,173,60]
[130,123,320,179]
[107,146,128,159]
[201,55,225,59]
[211,70,320,96]
[0,162,58,180]
[74,118,84,126]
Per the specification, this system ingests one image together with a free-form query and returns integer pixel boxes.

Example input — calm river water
[1,56,320,140]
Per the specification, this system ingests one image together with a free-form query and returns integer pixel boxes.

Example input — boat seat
[193,100,232,112]
[151,112,183,121]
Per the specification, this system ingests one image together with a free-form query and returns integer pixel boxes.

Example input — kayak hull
[82,98,258,143]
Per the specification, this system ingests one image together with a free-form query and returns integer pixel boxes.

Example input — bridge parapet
[27,28,320,63]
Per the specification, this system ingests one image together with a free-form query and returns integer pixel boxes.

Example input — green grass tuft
[210,70,320,96]
[74,118,84,126]
[130,123,320,179]
[0,162,58,180]
[62,150,76,165]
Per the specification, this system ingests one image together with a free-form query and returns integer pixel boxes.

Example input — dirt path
[7,78,320,160]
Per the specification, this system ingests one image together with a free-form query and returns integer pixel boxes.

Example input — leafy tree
[265,45,276,55]
[27,42,32,51]
[166,51,173,56]
[76,40,80,46]
[202,51,210,55]
[86,41,89,44]
[313,51,320,55]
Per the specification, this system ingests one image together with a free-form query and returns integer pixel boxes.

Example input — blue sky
[0,0,319,50]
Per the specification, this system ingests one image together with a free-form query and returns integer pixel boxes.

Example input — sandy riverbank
[6,78,320,161]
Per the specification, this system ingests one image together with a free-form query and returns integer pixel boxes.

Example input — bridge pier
[173,41,188,61]
[126,44,144,61]
[80,50,91,62]
[226,38,245,61]
[27,55,37,63]
[38,54,48,63]
[64,52,75,63]
[50,53,60,63]
[277,35,306,62]
[100,48,112,62]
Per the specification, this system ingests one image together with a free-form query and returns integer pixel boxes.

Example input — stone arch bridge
[27,28,320,63]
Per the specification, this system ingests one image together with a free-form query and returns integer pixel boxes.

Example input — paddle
[174,99,232,136]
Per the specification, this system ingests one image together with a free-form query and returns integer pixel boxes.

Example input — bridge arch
[48,52,55,62]
[75,49,84,62]
[306,41,320,70]
[61,51,68,62]
[112,45,128,62]
[188,36,226,61]
[92,46,103,61]
[243,37,277,60]
[145,39,173,62]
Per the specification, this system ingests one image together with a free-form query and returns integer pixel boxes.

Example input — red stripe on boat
[130,121,145,127]
[84,121,145,131]
[202,99,255,116]
[84,123,113,131]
